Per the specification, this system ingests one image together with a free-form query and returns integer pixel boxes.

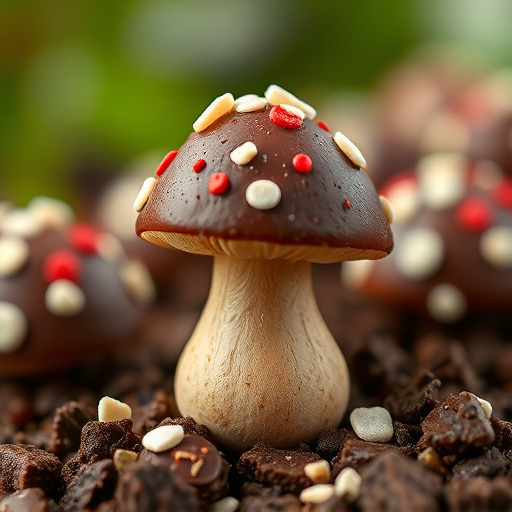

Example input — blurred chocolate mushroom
[135,85,393,451]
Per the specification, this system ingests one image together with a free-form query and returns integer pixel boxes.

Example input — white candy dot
[426,283,467,323]
[379,195,394,225]
[333,132,367,169]
[264,84,316,120]
[350,406,394,443]
[299,484,335,504]
[246,180,281,210]
[133,177,156,213]
[334,467,361,502]
[45,279,86,316]
[480,226,512,268]
[119,259,156,306]
[0,302,28,353]
[234,94,259,107]
[142,425,185,453]
[193,92,235,132]
[279,103,305,120]
[210,496,240,512]
[230,141,258,166]
[235,96,267,113]
[471,394,493,419]
[98,396,132,422]
[0,237,29,277]
[27,196,74,230]
[394,228,444,281]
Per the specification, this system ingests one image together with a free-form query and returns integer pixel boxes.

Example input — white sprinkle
[417,153,466,209]
[480,226,512,268]
[210,496,240,512]
[193,92,235,132]
[426,283,467,323]
[45,279,86,316]
[245,180,281,210]
[279,103,305,120]
[27,196,74,230]
[379,195,394,225]
[133,177,156,213]
[304,459,331,484]
[288,213,296,221]
[333,132,367,169]
[119,259,156,306]
[0,302,28,353]
[235,96,267,113]
[334,467,361,502]
[350,406,394,443]
[98,396,132,422]
[299,484,335,504]
[1,208,42,238]
[230,141,258,166]
[393,228,444,281]
[234,94,259,107]
[264,84,316,120]
[0,237,29,277]
[471,393,493,419]
[142,425,185,453]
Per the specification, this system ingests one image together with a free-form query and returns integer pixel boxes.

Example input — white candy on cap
[480,225,512,268]
[235,96,267,113]
[193,92,235,132]
[264,84,316,120]
[45,279,86,316]
[245,180,281,210]
[133,177,157,213]
[98,396,132,422]
[333,132,367,169]
[0,237,29,277]
[230,141,258,166]
[142,424,185,453]
[0,301,28,353]
[27,196,74,230]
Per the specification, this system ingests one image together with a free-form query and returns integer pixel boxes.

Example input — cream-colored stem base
[174,256,349,452]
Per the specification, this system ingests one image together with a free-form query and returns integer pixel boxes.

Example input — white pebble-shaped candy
[394,228,444,281]
[304,459,331,484]
[280,103,305,120]
[235,96,267,113]
[27,196,74,230]
[471,393,493,419]
[0,302,28,353]
[480,226,512,268]
[0,237,29,277]
[334,467,361,502]
[230,141,258,165]
[299,484,335,504]
[45,279,86,316]
[98,396,132,422]
[379,195,394,225]
[426,283,467,323]
[350,406,394,443]
[210,497,240,512]
[142,425,185,453]
[193,92,235,132]
[133,177,156,213]
[246,180,281,210]
[264,84,316,120]
[1,208,42,238]
[333,132,367,169]
[119,259,156,306]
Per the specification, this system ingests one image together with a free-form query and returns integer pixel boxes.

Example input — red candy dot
[493,178,512,210]
[343,199,351,209]
[155,150,178,176]
[69,223,100,254]
[455,197,493,232]
[193,159,207,173]
[43,249,81,283]
[269,106,303,130]
[292,154,312,174]
[208,173,230,195]
[316,120,330,132]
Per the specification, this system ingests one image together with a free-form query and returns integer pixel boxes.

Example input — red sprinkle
[455,197,493,232]
[316,120,330,132]
[43,249,81,283]
[156,150,178,176]
[269,106,303,130]
[69,223,100,254]
[208,173,230,195]
[193,159,207,173]
[493,178,512,209]
[343,199,351,209]
[293,154,312,173]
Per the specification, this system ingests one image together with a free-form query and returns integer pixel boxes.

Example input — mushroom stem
[175,255,349,452]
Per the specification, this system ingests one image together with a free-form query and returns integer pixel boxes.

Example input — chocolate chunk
[49,401,97,456]
[158,417,217,446]
[0,488,53,512]
[445,476,512,512]
[314,428,353,462]
[115,458,200,512]
[237,444,322,494]
[418,392,495,455]
[241,492,302,511]
[59,459,117,512]
[393,422,423,450]
[384,370,441,424]
[0,444,62,493]
[78,419,141,464]
[490,416,512,455]
[451,447,509,480]
[139,434,229,503]
[131,390,177,436]
[358,451,443,512]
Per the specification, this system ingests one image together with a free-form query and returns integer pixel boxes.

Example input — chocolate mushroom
[0,197,155,376]
[135,85,393,451]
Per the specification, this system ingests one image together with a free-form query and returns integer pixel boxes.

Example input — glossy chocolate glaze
[136,106,393,258]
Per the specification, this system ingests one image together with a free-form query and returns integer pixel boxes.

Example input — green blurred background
[1,0,512,209]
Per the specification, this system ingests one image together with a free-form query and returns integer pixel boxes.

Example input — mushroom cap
[136,89,393,264]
